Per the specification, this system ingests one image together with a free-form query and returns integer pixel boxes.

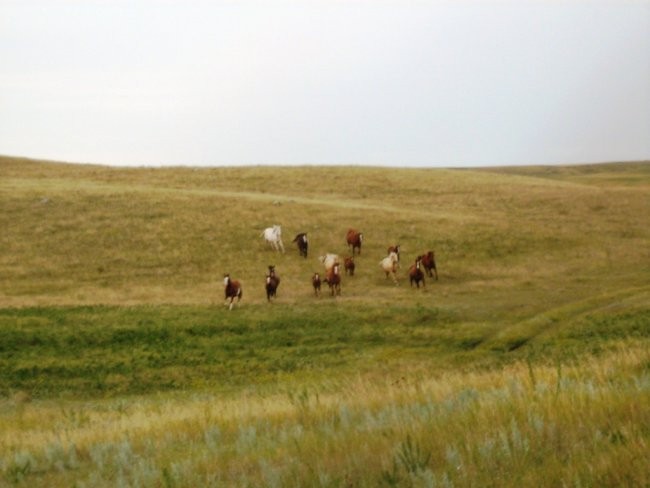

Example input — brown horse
[344,256,355,276]
[223,274,243,310]
[265,265,280,301]
[346,229,363,255]
[421,251,438,280]
[409,256,425,288]
[312,272,322,296]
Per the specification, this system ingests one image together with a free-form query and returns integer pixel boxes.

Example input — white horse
[319,253,340,272]
[261,225,285,253]
[380,251,399,285]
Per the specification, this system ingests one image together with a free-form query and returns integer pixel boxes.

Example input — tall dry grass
[1,344,647,486]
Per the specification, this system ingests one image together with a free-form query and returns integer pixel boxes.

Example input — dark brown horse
[223,274,243,310]
[409,256,425,288]
[346,229,363,256]
[312,272,322,296]
[292,233,309,258]
[265,265,280,301]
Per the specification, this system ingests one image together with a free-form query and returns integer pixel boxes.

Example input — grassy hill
[0,156,648,486]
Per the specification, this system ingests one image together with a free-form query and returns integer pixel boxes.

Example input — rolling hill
[0,156,648,486]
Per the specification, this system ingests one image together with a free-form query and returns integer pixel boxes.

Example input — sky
[1,0,649,168]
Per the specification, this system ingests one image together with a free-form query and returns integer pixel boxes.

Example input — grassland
[0,156,648,486]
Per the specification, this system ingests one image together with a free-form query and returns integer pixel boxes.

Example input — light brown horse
[387,244,401,262]
[379,252,399,285]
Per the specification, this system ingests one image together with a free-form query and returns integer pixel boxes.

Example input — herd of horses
[223,226,437,310]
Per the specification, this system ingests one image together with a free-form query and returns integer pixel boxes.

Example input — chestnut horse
[421,251,438,280]
[324,262,341,296]
[346,229,363,256]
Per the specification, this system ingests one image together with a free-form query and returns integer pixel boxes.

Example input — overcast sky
[1,1,648,167]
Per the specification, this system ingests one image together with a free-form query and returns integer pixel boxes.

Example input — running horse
[421,251,438,280]
[292,233,309,258]
[346,229,363,256]
[223,274,242,310]
[265,265,280,301]
[324,262,342,296]
[409,256,425,288]
[312,272,322,296]
[261,225,285,253]
[379,251,399,285]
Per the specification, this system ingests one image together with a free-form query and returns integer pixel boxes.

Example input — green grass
[0,156,648,486]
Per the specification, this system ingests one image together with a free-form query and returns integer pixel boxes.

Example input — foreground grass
[1,344,648,487]
[1,296,648,486]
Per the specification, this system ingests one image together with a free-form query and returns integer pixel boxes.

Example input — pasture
[0,156,648,486]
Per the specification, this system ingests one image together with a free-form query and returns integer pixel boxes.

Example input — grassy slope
[0,156,648,486]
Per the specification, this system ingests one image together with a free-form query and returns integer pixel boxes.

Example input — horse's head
[223,274,230,286]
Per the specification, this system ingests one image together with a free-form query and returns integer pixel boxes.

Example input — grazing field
[0,156,648,486]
